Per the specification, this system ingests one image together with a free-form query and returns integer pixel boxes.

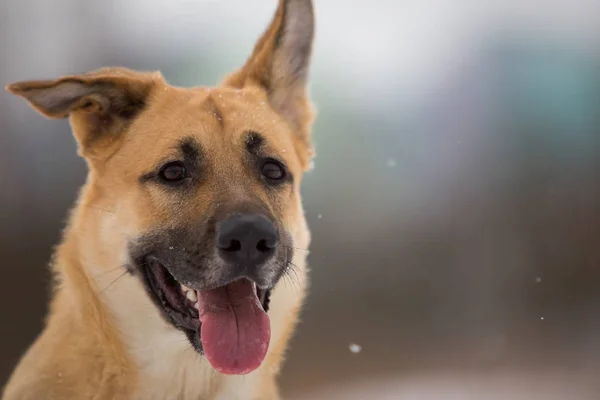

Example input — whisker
[282,247,299,292]
[291,262,303,280]
[95,264,129,277]
[288,260,301,274]
[281,261,301,293]
[281,273,298,294]
[283,245,310,254]
[98,270,129,296]
[94,259,151,279]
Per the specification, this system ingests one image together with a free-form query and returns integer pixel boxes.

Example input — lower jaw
[142,262,274,374]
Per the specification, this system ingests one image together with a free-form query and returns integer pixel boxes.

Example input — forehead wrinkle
[211,88,268,130]
[168,89,223,143]
[201,92,224,127]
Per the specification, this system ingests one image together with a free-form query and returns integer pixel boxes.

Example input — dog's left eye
[159,161,188,182]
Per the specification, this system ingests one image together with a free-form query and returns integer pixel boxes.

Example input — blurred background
[1,0,600,398]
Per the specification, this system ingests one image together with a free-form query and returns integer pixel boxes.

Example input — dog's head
[6,0,314,375]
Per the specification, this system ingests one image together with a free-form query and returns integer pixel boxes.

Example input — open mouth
[140,259,272,375]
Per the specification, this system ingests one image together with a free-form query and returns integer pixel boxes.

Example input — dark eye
[261,159,286,182]
[159,161,187,182]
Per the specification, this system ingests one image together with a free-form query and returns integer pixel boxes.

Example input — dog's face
[122,85,306,290]
[7,0,314,376]
[103,83,311,374]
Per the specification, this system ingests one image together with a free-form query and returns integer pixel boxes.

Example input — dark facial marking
[245,131,265,155]
[129,221,293,293]
[179,137,202,170]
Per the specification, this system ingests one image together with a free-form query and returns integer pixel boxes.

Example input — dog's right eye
[158,161,188,183]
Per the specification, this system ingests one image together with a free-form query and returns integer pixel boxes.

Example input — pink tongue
[197,280,271,375]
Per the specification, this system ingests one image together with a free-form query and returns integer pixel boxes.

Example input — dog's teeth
[181,284,190,292]
[186,290,197,302]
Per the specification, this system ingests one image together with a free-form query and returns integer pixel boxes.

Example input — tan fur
[2,1,315,399]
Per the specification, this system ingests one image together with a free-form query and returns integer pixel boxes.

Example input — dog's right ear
[5,67,160,159]
[222,0,315,169]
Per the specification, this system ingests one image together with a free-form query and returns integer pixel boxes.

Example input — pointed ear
[223,0,315,140]
[5,67,160,160]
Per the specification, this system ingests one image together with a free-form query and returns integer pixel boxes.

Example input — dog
[2,1,315,398]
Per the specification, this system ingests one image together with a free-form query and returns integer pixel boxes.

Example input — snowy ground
[289,371,599,400]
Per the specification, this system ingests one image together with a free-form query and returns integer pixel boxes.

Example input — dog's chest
[131,332,260,400]
[132,333,215,400]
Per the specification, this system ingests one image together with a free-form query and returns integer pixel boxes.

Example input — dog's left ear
[223,0,315,164]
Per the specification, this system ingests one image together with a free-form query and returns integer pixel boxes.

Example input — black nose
[216,214,279,265]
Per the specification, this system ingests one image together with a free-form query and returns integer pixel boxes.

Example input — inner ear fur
[6,67,161,159]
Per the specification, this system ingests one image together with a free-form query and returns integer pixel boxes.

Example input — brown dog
[2,1,315,399]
